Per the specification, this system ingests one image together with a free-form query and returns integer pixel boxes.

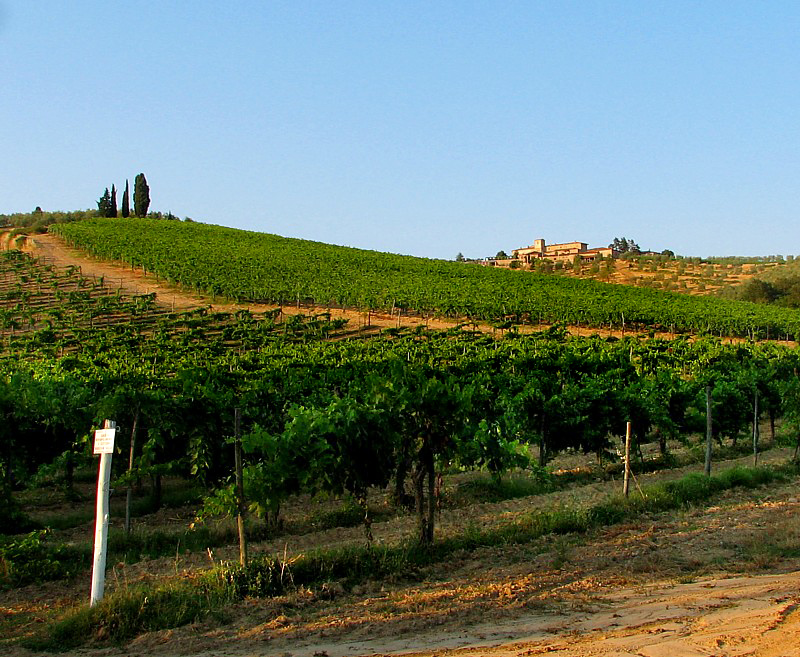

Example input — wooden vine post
[704,385,713,476]
[623,421,632,498]
[124,409,140,535]
[234,407,248,567]
[753,389,760,467]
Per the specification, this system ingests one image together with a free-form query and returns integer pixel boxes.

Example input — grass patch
[307,499,369,531]
[121,484,204,519]
[36,509,94,532]
[449,470,555,505]
[0,530,89,589]
[30,463,794,650]
[27,578,227,651]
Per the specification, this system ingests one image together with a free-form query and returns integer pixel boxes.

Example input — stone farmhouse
[511,238,616,264]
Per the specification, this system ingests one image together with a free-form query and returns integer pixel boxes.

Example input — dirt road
[218,572,800,657]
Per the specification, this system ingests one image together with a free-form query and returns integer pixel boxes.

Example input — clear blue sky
[1,1,798,259]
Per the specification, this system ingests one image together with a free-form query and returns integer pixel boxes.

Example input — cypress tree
[110,184,118,217]
[121,180,130,218]
[97,187,112,217]
[133,173,150,217]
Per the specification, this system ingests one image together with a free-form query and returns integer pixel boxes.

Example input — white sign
[93,428,117,455]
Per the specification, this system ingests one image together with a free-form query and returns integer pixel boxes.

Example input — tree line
[0,173,153,235]
[96,173,149,218]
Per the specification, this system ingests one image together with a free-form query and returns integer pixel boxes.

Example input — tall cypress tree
[110,184,118,217]
[133,173,150,217]
[121,180,130,218]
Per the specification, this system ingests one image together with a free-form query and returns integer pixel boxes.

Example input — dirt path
[209,572,800,657]
[350,572,800,657]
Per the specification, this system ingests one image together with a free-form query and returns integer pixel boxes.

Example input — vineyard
[2,236,800,654]
[51,219,800,340]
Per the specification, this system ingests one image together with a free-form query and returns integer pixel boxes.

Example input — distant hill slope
[51,219,800,340]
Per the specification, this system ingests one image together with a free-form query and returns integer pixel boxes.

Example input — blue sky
[1,1,798,259]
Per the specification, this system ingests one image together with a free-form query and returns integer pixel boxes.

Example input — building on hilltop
[512,238,616,264]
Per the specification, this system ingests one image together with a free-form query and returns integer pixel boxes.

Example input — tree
[121,180,130,218]
[610,237,641,254]
[495,250,509,260]
[392,371,470,544]
[110,184,118,218]
[96,188,112,217]
[134,173,150,217]
[455,252,466,262]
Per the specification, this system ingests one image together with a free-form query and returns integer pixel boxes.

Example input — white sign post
[90,420,116,607]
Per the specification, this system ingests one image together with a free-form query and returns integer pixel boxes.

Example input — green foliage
[610,236,641,254]
[96,185,119,218]
[0,495,38,536]
[1,246,799,557]
[0,530,88,588]
[0,209,94,234]
[720,275,800,308]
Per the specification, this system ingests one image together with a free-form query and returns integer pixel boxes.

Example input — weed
[37,509,93,532]
[0,530,89,588]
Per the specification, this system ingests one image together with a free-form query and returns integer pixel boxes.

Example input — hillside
[488,251,785,295]
[3,225,800,656]
[50,218,800,340]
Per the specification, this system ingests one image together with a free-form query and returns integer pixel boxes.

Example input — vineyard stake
[234,408,248,567]
[753,389,760,466]
[623,421,632,497]
[124,409,140,535]
[704,386,713,476]
[90,419,116,606]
